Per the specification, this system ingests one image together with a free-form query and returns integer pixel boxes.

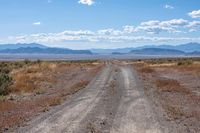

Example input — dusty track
[16,63,162,133]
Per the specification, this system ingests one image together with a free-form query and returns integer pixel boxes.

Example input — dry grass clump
[133,62,155,74]
[9,62,60,93]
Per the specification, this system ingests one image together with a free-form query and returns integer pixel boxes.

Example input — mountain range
[129,48,185,55]
[0,43,92,55]
[0,43,47,50]
[90,42,200,54]
[0,42,200,56]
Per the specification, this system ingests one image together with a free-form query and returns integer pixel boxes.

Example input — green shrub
[0,73,12,95]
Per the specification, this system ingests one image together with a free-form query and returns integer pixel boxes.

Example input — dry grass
[10,62,57,93]
[133,62,154,74]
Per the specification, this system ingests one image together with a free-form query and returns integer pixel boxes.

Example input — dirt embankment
[0,61,103,132]
[133,59,200,132]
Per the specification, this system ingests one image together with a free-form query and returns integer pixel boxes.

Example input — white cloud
[7,29,200,45]
[164,4,174,9]
[187,21,200,28]
[160,19,188,27]
[32,22,41,26]
[187,21,200,32]
[4,18,200,47]
[188,10,200,18]
[58,30,95,36]
[7,32,200,46]
[136,19,188,34]
[98,29,123,36]
[78,0,94,6]
[123,25,137,33]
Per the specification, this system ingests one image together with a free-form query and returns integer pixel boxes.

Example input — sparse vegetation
[133,58,200,132]
[0,60,103,132]
[177,60,193,66]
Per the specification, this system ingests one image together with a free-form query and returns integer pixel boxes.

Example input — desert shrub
[0,67,10,74]
[0,73,12,95]
[177,60,193,66]
[24,59,31,65]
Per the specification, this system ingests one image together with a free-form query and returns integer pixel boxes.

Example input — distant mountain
[0,47,92,55]
[111,52,125,55]
[1,42,200,55]
[188,51,200,55]
[0,43,47,50]
[90,42,200,54]
[90,48,135,54]
[136,42,200,52]
[129,48,185,55]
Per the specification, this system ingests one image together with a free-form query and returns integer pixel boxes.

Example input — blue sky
[0,0,200,49]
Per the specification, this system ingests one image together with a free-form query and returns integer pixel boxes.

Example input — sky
[0,0,200,49]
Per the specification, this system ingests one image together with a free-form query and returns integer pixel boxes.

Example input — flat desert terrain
[0,58,199,133]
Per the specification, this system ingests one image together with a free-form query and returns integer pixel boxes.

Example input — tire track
[110,66,162,133]
[75,65,123,133]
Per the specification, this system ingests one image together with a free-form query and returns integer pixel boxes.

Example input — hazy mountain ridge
[0,44,92,54]
[0,42,200,55]
[91,42,200,54]
[129,48,185,55]
[137,42,200,52]
[0,43,47,50]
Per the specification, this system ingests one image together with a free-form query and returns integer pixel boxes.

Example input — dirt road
[17,63,162,133]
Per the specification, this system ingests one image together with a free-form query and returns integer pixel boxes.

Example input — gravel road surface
[17,63,162,133]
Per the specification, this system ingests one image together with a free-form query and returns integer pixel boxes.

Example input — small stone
[4,127,9,131]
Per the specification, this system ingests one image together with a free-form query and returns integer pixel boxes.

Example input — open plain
[0,58,199,133]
